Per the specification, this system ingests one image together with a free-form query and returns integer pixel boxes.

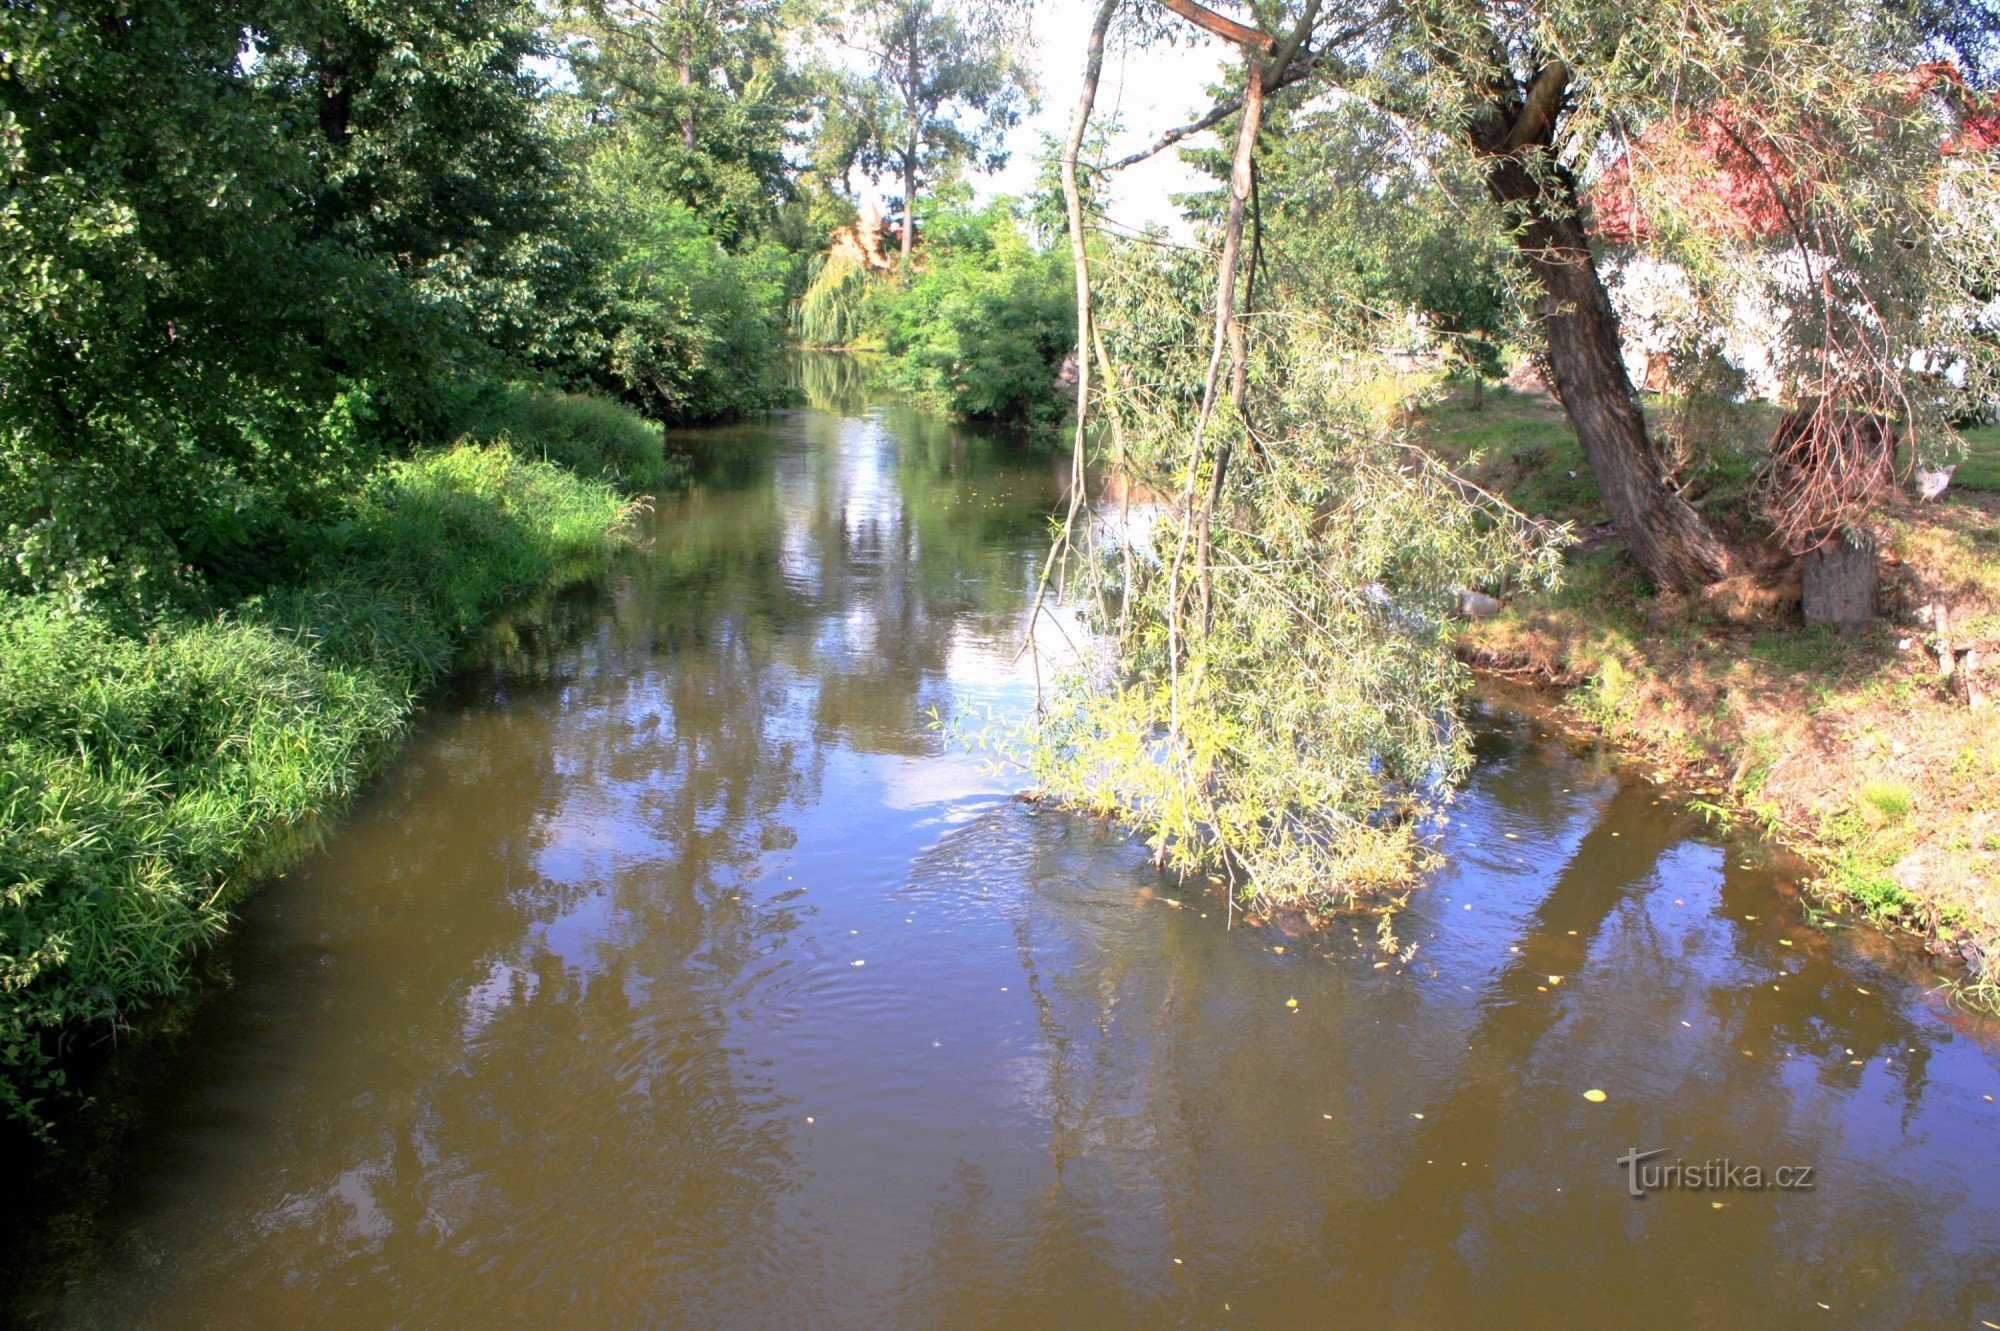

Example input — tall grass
[0,444,634,1127]
[455,384,683,492]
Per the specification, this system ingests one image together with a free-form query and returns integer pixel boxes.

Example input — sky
[949,2,1237,238]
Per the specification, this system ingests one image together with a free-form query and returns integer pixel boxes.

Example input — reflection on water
[4,392,1999,1330]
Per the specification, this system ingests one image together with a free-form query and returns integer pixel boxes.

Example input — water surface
[4,396,1999,1330]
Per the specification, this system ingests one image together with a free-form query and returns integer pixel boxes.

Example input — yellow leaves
[1583,1088,1608,1103]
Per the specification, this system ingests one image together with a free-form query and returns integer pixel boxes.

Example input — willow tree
[1026,0,1993,903]
[1018,0,1564,905]
[842,0,1033,264]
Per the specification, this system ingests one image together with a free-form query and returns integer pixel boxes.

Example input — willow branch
[1498,58,1569,153]
[1019,0,1120,681]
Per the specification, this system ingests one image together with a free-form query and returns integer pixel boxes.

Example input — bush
[578,138,792,423]
[455,385,682,491]
[867,201,1074,428]
[0,445,633,1126]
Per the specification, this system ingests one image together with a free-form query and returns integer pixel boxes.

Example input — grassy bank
[0,432,643,1126]
[1416,384,2000,984]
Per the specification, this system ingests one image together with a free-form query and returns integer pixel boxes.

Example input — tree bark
[1801,530,1878,627]
[1483,157,1740,591]
[678,29,697,152]
[901,146,917,265]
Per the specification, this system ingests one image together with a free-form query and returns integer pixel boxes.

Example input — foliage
[867,201,1073,425]
[0,445,633,1127]
[1024,240,1566,907]
[563,0,818,246]
[570,132,793,422]
[0,0,605,610]
[1255,102,1524,396]
[841,0,1034,252]
[455,385,683,491]
[794,251,883,348]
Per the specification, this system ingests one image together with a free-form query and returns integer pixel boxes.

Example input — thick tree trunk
[1484,159,1740,592]
[1801,530,1878,626]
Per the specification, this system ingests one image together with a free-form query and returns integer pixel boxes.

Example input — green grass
[456,384,683,492]
[1957,425,2000,493]
[0,444,633,1127]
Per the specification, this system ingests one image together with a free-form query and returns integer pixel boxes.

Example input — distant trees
[841,0,1033,263]
[0,0,817,609]
[565,0,812,244]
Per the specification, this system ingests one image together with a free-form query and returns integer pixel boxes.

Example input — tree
[564,0,814,245]
[842,0,1033,264]
[1253,102,1520,410]
[1111,0,1747,588]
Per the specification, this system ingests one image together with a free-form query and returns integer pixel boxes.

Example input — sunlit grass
[0,444,634,1126]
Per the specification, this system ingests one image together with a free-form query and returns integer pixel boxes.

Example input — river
[3,384,1999,1328]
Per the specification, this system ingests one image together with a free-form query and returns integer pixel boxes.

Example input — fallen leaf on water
[1857,987,1871,995]
[1272,946,1285,954]
[1286,997,1299,1009]
[1779,939,1793,947]
[1711,1202,1726,1209]
[1413,1112,1425,1119]
[1583,1089,1607,1103]
[1548,975,1563,985]
[851,960,866,967]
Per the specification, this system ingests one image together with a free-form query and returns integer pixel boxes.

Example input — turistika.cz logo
[1616,1147,1817,1198]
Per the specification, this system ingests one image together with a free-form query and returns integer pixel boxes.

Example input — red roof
[1591,66,1996,246]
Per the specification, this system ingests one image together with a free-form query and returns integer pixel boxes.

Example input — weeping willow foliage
[1020,243,1568,907]
[792,251,879,348]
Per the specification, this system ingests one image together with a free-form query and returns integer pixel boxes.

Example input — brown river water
[4,385,2000,1329]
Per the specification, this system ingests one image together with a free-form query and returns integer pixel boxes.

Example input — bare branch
[1155,0,1275,51]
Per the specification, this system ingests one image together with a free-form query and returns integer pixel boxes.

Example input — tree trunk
[1484,158,1740,592]
[678,30,697,152]
[901,147,917,265]
[1801,530,1878,627]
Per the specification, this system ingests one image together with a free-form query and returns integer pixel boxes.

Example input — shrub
[865,201,1074,428]
[455,385,682,492]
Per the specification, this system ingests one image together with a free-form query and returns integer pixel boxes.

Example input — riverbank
[1418,385,2000,993]
[0,424,647,1127]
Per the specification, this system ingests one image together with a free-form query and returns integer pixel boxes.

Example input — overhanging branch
[1156,0,1276,51]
